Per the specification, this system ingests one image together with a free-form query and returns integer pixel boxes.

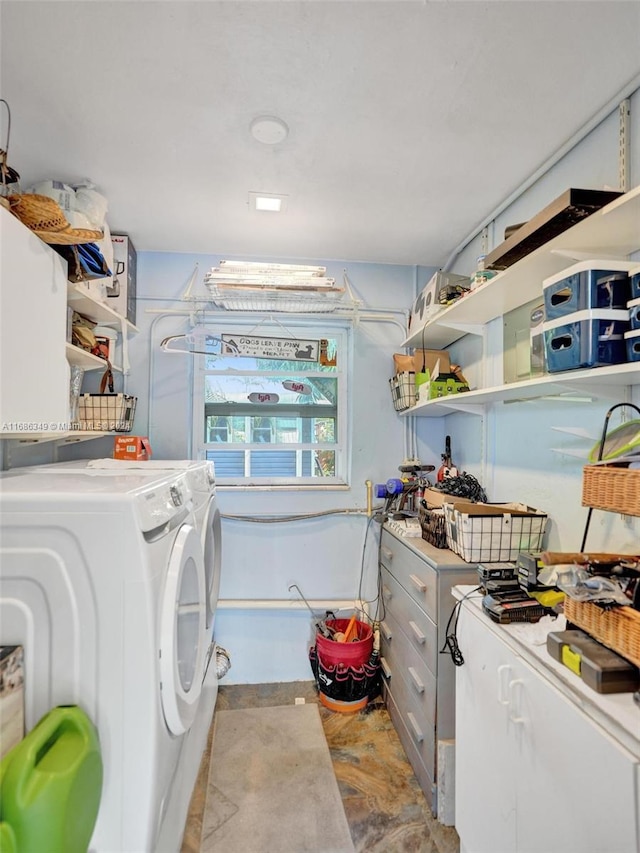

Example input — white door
[159,523,206,736]
[201,496,222,633]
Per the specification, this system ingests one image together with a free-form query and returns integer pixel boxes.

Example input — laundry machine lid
[159,523,206,736]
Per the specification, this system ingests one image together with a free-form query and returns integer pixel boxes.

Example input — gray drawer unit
[381,567,438,674]
[380,532,438,621]
[379,527,477,817]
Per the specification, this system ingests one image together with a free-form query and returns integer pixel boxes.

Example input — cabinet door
[455,606,518,853]
[0,208,69,430]
[457,603,640,853]
[513,654,639,853]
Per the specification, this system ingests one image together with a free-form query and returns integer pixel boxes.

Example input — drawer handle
[382,585,392,601]
[407,712,424,743]
[408,666,424,694]
[508,679,525,724]
[409,573,426,593]
[381,546,393,561]
[380,657,392,679]
[408,620,426,644]
[380,620,392,641]
[497,664,512,706]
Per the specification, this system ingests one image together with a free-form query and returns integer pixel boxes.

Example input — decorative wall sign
[221,334,320,361]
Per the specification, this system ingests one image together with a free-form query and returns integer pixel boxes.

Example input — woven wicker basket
[564,597,640,667]
[581,464,640,517]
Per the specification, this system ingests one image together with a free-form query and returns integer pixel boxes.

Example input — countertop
[453,585,640,759]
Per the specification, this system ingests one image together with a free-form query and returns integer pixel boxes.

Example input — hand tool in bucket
[288,583,335,638]
[581,402,640,551]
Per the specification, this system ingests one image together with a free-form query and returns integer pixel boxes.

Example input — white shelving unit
[400,186,640,414]
[0,209,136,447]
[67,282,138,333]
[403,186,640,351]
[401,362,640,417]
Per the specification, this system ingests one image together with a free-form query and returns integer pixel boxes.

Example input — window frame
[192,320,351,488]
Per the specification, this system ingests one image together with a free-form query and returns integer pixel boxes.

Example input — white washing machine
[0,466,212,853]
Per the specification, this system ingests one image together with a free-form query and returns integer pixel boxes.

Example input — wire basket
[443,502,547,562]
[564,597,640,667]
[77,394,137,432]
[418,505,448,548]
[389,371,415,412]
[582,464,640,517]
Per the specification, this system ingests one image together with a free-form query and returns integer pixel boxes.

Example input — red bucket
[316,618,373,667]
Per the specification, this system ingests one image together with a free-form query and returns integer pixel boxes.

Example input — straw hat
[9,193,103,244]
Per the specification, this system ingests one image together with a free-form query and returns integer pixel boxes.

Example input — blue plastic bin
[543,309,629,372]
[631,263,640,300]
[543,260,633,321]
[628,297,640,331]
[625,329,640,362]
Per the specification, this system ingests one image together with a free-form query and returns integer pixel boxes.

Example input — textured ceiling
[1,1,639,266]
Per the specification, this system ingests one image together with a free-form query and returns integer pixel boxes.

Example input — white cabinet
[455,593,640,853]
[379,528,477,816]
[402,186,640,417]
[0,207,134,442]
[0,205,70,433]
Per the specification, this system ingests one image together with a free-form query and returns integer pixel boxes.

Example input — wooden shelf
[400,362,640,417]
[67,283,138,332]
[1,430,109,444]
[65,343,122,372]
[403,185,640,350]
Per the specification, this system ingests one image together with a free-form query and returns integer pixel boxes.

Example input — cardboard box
[0,646,24,760]
[393,349,451,378]
[108,234,137,325]
[409,271,469,331]
[114,435,152,460]
[422,488,474,509]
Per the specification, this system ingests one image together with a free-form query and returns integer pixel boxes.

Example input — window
[193,324,349,486]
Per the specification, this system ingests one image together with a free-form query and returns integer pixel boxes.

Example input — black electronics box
[547,629,639,694]
[485,188,622,271]
[517,551,550,592]
[482,590,550,624]
[477,562,518,581]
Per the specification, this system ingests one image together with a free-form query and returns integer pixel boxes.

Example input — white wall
[125,253,442,681]
[417,88,640,556]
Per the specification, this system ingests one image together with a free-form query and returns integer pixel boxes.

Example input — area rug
[200,703,355,853]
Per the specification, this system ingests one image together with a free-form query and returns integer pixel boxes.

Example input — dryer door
[201,496,222,633]
[159,523,206,736]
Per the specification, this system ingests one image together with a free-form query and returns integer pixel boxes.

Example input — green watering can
[0,705,103,853]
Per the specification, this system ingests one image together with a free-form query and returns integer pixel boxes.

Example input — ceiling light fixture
[250,115,289,145]
[248,191,288,213]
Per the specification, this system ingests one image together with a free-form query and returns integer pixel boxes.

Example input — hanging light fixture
[0,99,21,200]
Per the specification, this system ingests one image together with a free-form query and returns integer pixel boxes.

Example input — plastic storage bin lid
[542,259,637,289]
[542,308,630,332]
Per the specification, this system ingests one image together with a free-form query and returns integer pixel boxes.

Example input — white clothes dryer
[11,457,224,849]
[0,467,210,853]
